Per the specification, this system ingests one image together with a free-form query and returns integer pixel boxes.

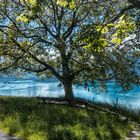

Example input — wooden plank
[36,97,65,102]
[36,97,127,120]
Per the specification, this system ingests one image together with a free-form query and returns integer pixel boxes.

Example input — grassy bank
[90,101,140,122]
[0,97,134,140]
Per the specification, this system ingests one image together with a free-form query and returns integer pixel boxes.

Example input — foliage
[0,0,139,98]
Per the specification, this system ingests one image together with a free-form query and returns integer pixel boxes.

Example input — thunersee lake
[0,76,140,109]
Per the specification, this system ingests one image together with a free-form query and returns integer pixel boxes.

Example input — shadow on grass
[0,97,134,140]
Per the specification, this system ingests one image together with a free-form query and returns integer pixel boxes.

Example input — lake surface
[0,76,140,109]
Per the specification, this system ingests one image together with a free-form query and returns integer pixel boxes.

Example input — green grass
[88,101,140,122]
[0,97,134,140]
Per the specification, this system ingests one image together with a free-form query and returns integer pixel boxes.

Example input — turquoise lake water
[0,76,140,109]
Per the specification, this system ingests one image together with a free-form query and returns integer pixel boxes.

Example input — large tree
[0,0,140,100]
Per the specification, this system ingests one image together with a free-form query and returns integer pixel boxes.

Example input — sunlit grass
[0,97,134,140]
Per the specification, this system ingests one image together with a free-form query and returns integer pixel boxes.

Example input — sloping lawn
[0,97,133,140]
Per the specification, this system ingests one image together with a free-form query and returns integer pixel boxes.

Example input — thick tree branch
[109,2,140,23]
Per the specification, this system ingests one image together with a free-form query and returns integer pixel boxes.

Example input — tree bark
[63,80,74,101]
[60,45,74,101]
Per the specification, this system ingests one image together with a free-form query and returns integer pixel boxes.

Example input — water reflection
[0,77,140,109]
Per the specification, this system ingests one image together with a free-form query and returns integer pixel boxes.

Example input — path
[0,131,21,140]
[125,122,140,140]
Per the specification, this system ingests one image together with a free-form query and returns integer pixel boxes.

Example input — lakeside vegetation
[0,0,140,102]
[89,101,140,122]
[0,96,137,140]
[0,0,139,139]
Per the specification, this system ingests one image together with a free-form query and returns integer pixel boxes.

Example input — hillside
[0,97,133,140]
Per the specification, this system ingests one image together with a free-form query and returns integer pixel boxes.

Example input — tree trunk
[63,80,74,101]
[60,50,74,101]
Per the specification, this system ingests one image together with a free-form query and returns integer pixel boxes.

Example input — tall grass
[0,97,134,140]
[75,97,140,122]
[90,101,140,122]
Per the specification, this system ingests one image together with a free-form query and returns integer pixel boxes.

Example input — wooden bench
[36,97,66,103]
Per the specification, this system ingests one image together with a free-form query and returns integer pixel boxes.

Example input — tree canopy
[0,0,140,100]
